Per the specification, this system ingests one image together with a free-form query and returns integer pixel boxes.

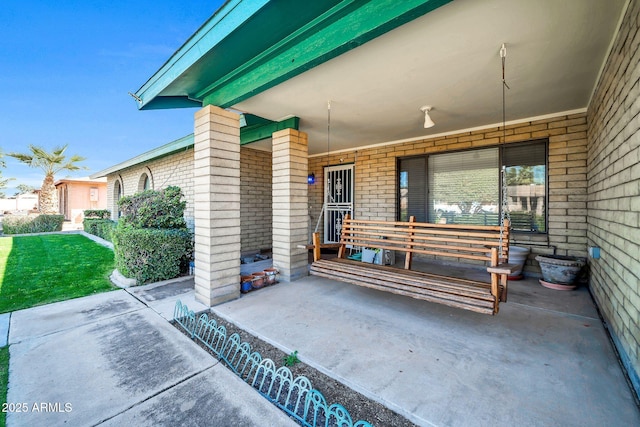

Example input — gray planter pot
[535,255,585,285]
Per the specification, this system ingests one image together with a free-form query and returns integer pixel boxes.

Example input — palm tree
[0,150,13,198]
[9,144,86,214]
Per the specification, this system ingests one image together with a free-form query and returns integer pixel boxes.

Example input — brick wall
[240,147,272,252]
[587,0,639,397]
[309,112,588,272]
[106,148,195,229]
[105,145,273,252]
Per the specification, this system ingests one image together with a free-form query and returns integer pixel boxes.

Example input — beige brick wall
[309,112,589,272]
[240,148,272,252]
[587,0,639,395]
[105,146,273,253]
[193,105,241,306]
[106,148,195,228]
[272,129,309,282]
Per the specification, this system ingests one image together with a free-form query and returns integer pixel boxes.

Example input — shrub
[2,214,65,234]
[83,218,116,241]
[118,186,186,229]
[113,186,193,285]
[84,209,111,219]
[112,226,193,285]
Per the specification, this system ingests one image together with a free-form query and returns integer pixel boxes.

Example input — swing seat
[310,216,515,315]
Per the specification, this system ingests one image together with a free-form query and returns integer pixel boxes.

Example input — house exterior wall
[587,0,640,397]
[105,146,273,252]
[309,112,588,273]
[240,147,272,252]
[106,148,195,229]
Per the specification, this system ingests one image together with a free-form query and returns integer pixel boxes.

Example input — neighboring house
[117,0,638,395]
[0,192,39,213]
[54,177,107,226]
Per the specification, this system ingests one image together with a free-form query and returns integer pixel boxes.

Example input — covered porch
[132,0,640,406]
[206,265,640,426]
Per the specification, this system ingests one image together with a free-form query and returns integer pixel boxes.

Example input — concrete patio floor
[4,264,639,426]
[212,264,640,427]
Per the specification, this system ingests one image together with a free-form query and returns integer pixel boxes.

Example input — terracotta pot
[264,267,278,285]
[251,272,266,289]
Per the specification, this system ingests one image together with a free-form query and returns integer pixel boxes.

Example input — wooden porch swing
[308,45,518,315]
[310,215,516,315]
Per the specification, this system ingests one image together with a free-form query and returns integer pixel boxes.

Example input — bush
[118,186,186,229]
[83,218,116,241]
[112,226,193,285]
[2,214,65,234]
[113,186,193,285]
[84,209,111,219]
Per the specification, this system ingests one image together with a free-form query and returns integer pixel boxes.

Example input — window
[114,180,123,218]
[139,172,152,191]
[398,140,547,232]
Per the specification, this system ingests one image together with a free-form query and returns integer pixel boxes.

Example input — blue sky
[0,0,225,195]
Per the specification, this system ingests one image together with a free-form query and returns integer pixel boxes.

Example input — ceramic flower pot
[263,267,278,285]
[240,275,254,293]
[535,255,585,288]
[508,245,530,279]
[251,272,266,289]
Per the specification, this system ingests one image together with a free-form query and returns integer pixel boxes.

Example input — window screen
[398,140,547,232]
[399,157,426,222]
[428,148,499,225]
[503,142,546,232]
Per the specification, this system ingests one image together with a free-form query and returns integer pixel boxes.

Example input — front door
[324,164,354,243]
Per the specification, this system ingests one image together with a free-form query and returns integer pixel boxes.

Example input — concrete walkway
[5,285,296,427]
[4,266,640,426]
[212,270,640,427]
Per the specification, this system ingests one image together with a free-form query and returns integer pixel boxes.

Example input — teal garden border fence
[174,300,373,427]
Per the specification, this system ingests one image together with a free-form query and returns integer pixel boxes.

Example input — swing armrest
[487,263,518,275]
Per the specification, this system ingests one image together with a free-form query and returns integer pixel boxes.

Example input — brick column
[272,129,309,282]
[193,105,241,306]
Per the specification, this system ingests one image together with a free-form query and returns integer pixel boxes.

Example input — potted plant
[507,245,530,280]
[535,254,586,290]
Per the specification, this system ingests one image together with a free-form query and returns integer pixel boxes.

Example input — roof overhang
[91,114,299,177]
[134,0,452,111]
[133,0,627,156]
[90,134,195,178]
[54,177,107,186]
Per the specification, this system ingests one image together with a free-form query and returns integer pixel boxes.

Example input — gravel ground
[174,311,416,427]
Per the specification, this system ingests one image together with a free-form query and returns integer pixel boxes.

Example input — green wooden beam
[241,116,300,144]
[201,0,451,108]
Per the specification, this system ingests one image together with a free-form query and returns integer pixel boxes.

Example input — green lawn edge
[0,234,117,314]
[0,346,8,427]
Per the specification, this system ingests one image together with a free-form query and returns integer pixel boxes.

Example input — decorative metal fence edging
[174,300,373,427]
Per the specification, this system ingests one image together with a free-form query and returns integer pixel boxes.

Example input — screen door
[324,164,354,243]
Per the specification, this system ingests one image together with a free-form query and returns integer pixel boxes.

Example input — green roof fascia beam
[135,0,270,110]
[90,134,194,178]
[200,0,451,108]
[241,116,299,145]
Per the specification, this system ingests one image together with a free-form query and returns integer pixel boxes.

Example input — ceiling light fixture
[420,105,435,128]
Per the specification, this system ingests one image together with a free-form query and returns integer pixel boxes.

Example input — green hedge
[112,226,193,285]
[84,209,111,219]
[83,218,116,242]
[2,214,65,234]
[118,186,186,229]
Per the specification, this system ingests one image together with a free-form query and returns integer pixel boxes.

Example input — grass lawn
[1,346,7,427]
[0,234,116,313]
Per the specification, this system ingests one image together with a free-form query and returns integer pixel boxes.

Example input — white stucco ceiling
[234,0,627,155]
